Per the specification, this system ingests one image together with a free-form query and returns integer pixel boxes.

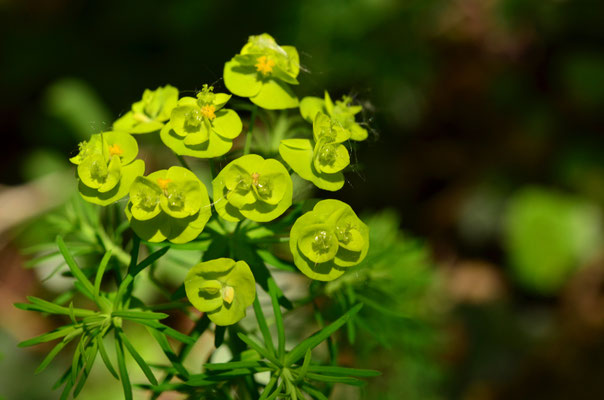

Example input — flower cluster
[68,33,371,325]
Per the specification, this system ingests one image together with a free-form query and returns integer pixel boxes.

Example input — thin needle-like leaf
[118,329,158,386]
[285,303,363,366]
[253,295,275,356]
[94,250,113,298]
[56,236,95,297]
[115,331,133,400]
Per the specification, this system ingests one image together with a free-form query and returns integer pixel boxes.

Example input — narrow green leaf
[268,278,285,360]
[265,381,284,400]
[146,327,189,379]
[295,349,312,381]
[56,236,95,297]
[301,384,328,400]
[129,319,195,344]
[73,339,98,398]
[203,360,263,371]
[237,332,281,367]
[35,335,74,374]
[305,372,365,386]
[94,250,113,297]
[59,373,75,400]
[119,330,158,385]
[71,336,84,385]
[17,297,96,317]
[307,365,381,377]
[258,374,278,400]
[256,249,296,272]
[253,295,275,356]
[285,303,363,366]
[97,336,119,379]
[112,310,169,320]
[18,326,76,347]
[115,331,133,400]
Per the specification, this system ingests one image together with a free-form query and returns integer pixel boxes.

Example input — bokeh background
[2,0,604,399]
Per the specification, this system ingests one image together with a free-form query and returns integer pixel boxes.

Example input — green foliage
[224,33,300,110]
[504,187,602,294]
[113,85,179,134]
[290,199,369,281]
[16,33,393,400]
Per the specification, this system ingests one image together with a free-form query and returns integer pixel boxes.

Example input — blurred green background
[2,0,604,399]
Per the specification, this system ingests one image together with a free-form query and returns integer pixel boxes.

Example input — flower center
[251,172,260,186]
[312,230,334,254]
[200,105,216,121]
[222,286,235,304]
[108,144,123,157]
[157,178,172,191]
[255,56,275,75]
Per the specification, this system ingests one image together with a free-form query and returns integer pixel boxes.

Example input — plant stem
[176,154,191,170]
[243,105,259,155]
[97,225,131,266]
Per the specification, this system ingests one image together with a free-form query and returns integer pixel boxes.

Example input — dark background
[3,0,604,399]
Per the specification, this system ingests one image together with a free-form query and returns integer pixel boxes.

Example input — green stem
[209,158,217,180]
[97,225,131,266]
[176,154,191,170]
[243,105,259,155]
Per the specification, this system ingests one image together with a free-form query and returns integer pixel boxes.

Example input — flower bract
[279,113,351,191]
[290,199,369,281]
[125,166,212,243]
[70,131,145,205]
[224,33,300,110]
[184,258,256,326]
[213,154,293,222]
[300,91,368,141]
[113,85,178,134]
[160,85,242,158]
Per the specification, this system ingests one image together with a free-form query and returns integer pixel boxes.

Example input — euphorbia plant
[17,33,379,399]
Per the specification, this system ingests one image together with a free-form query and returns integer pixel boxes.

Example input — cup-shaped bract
[279,113,351,191]
[113,85,179,134]
[160,85,242,158]
[224,33,300,110]
[300,91,368,141]
[184,258,256,326]
[69,131,145,206]
[125,166,212,244]
[290,199,369,281]
[213,154,293,222]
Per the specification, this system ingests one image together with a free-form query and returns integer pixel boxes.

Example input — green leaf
[252,295,275,356]
[146,327,189,379]
[224,60,262,97]
[305,372,365,386]
[301,384,329,400]
[128,319,195,344]
[18,326,78,347]
[94,250,112,298]
[203,360,264,371]
[56,236,95,296]
[212,109,243,139]
[268,278,285,360]
[237,332,281,366]
[307,365,381,377]
[300,96,325,122]
[97,336,119,379]
[115,332,133,400]
[285,303,362,365]
[119,329,158,386]
[35,334,76,374]
[112,310,169,320]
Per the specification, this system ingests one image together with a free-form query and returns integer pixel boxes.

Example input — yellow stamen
[255,56,275,75]
[108,144,123,157]
[251,172,260,186]
[222,286,235,304]
[200,105,216,121]
[157,178,172,190]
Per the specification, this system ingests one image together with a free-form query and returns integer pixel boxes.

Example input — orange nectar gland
[200,104,216,121]
[255,56,275,75]
[108,144,123,157]
[251,172,260,186]
[157,178,172,191]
